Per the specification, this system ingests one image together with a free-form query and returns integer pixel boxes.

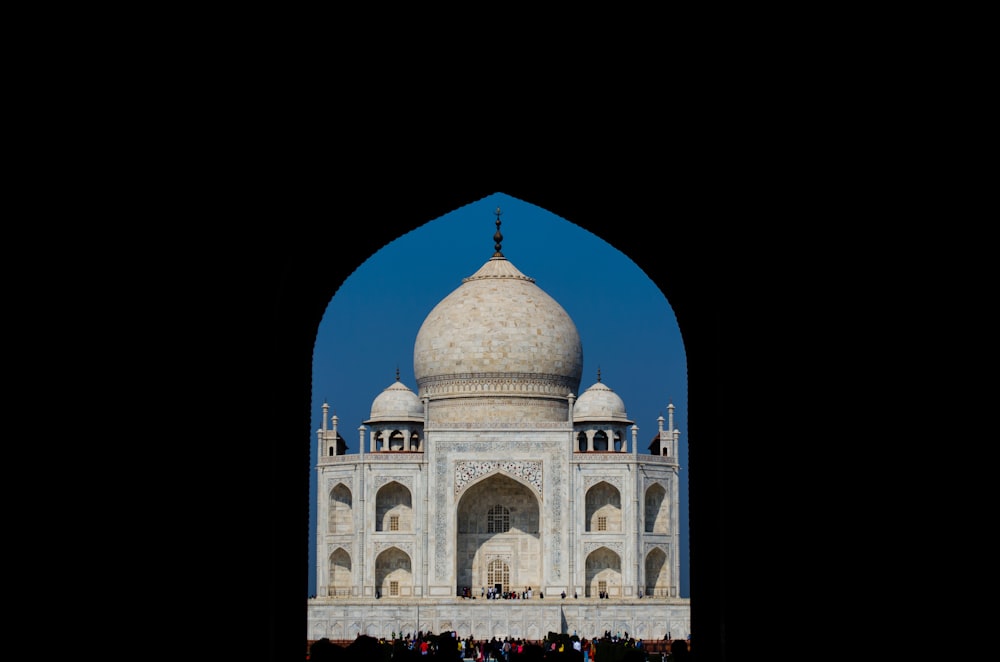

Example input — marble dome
[413,253,583,419]
[367,378,424,422]
[573,380,632,422]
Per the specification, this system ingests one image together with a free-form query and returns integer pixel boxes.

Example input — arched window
[577,432,588,452]
[487,504,510,533]
[389,430,404,451]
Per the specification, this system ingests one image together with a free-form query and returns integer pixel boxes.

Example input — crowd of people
[308,630,691,660]
[462,585,546,600]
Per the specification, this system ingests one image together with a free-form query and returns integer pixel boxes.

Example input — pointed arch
[374,546,412,597]
[375,480,412,532]
[388,429,405,451]
[645,546,670,597]
[328,483,353,534]
[585,546,622,597]
[455,473,540,596]
[645,481,669,533]
[585,480,622,532]
[328,547,352,597]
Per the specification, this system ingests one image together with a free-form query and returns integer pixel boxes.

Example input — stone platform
[307,596,690,642]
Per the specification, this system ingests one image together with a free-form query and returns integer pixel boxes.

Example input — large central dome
[413,251,583,424]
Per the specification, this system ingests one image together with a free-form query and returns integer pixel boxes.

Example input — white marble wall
[307,598,691,643]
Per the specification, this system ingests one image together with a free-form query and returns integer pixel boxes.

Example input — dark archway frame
[258,186,728,661]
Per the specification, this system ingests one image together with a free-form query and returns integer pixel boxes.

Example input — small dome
[574,381,631,422]
[367,380,424,422]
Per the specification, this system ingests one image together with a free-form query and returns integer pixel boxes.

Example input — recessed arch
[645,482,669,533]
[374,481,412,532]
[327,547,352,597]
[584,546,622,597]
[374,546,412,597]
[455,473,540,595]
[645,546,670,598]
[585,480,622,532]
[328,483,353,534]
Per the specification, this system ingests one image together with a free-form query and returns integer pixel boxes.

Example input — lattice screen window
[487,505,510,533]
[597,516,607,531]
[598,580,607,595]
[390,515,399,531]
[389,581,399,596]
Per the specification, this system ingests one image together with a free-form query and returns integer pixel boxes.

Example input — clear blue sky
[309,192,689,599]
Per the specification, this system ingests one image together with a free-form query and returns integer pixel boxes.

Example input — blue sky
[309,192,689,598]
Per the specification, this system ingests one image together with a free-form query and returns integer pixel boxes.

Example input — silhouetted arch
[274,189,713,661]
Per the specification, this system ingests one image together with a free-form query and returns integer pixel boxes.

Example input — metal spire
[493,207,504,256]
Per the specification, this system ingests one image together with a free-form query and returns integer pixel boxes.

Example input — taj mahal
[307,210,691,641]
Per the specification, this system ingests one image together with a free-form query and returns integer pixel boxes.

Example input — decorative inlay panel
[551,462,562,578]
[434,455,448,578]
[353,453,424,462]
[573,453,669,462]
[448,441,558,453]
[455,461,542,495]
[418,372,579,397]
[432,421,570,429]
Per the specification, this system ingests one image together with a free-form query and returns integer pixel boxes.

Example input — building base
[307,596,690,643]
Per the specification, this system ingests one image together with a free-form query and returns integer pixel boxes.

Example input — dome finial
[396,366,400,381]
[493,207,504,256]
[597,367,602,383]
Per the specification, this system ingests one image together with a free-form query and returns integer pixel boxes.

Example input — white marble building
[308,213,690,641]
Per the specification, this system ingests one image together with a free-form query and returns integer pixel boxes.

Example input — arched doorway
[455,473,540,595]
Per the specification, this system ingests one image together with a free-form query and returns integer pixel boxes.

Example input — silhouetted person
[670,638,691,661]
[309,638,339,662]
[345,634,382,659]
